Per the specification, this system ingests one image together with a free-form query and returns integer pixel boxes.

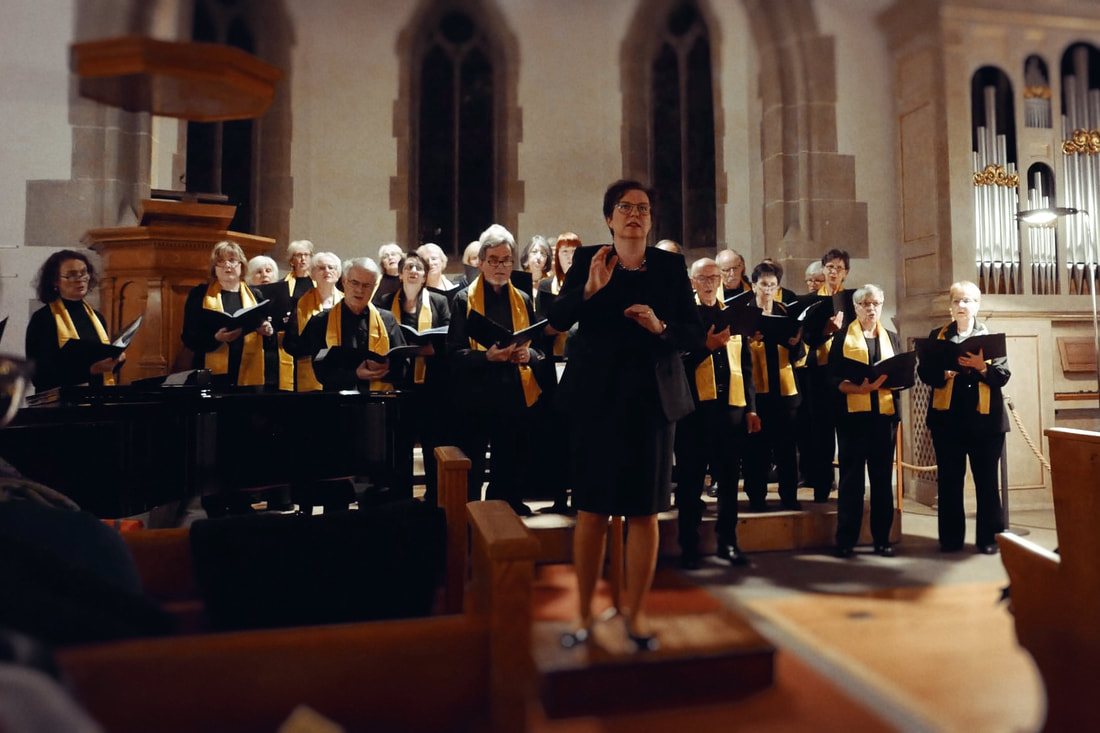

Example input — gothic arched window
[415,10,495,256]
[651,2,717,251]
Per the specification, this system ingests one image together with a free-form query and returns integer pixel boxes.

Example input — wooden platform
[525,489,902,564]
[534,609,775,719]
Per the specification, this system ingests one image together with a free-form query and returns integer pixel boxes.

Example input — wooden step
[524,490,902,564]
[534,609,775,719]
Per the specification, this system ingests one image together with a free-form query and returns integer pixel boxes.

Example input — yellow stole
[931,324,991,414]
[749,303,798,396]
[693,296,746,406]
[284,274,314,297]
[841,320,894,415]
[50,299,115,386]
[277,274,317,389]
[466,276,541,408]
[202,283,264,385]
[717,280,750,302]
[295,288,344,392]
[391,288,433,384]
[325,303,393,392]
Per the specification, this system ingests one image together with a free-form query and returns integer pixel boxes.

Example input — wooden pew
[997,427,1100,732]
[56,448,540,733]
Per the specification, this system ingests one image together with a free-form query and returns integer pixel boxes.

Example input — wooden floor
[744,582,1044,732]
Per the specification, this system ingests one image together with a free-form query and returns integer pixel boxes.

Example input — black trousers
[802,366,837,500]
[675,401,746,553]
[931,428,1005,548]
[743,394,798,503]
[835,414,897,548]
[457,408,531,508]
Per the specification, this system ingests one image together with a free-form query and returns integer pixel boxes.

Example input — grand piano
[0,377,405,520]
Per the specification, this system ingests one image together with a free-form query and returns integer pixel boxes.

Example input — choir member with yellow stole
[676,258,761,569]
[446,224,546,516]
[181,241,274,517]
[376,251,451,504]
[916,281,1009,555]
[181,241,273,387]
[828,283,902,558]
[270,240,317,390]
[26,250,124,392]
[296,257,407,511]
[298,257,405,393]
[282,252,344,392]
[742,261,807,512]
[802,248,853,503]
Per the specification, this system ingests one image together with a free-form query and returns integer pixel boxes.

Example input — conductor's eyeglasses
[614,202,651,216]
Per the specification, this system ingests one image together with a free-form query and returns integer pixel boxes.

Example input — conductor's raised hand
[624,304,665,335]
[583,245,617,299]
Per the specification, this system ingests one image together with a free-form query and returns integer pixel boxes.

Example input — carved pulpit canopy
[70,36,283,122]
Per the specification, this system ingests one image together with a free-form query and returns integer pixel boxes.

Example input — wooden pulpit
[83,199,274,383]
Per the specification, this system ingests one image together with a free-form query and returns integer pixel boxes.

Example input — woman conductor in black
[549,180,702,651]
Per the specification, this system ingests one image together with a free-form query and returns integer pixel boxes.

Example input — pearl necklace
[616,257,646,272]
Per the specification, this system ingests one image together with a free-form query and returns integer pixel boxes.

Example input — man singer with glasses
[447,224,547,516]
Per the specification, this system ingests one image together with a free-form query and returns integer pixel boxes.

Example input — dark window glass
[650,3,716,251]
[185,0,255,233]
[416,11,494,256]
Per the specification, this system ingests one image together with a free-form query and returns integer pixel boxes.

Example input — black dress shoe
[623,619,659,652]
[835,546,855,559]
[780,498,803,511]
[628,631,659,652]
[510,502,534,517]
[873,544,895,557]
[716,543,750,566]
[748,498,769,513]
[940,543,963,553]
[978,543,999,555]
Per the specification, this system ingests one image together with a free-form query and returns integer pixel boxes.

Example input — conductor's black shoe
[716,543,750,566]
[780,498,803,511]
[679,552,701,570]
[873,544,895,557]
[510,502,534,517]
[748,498,769,513]
[978,543,999,555]
[623,619,659,652]
[835,546,855,559]
[560,627,589,649]
[940,543,963,553]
